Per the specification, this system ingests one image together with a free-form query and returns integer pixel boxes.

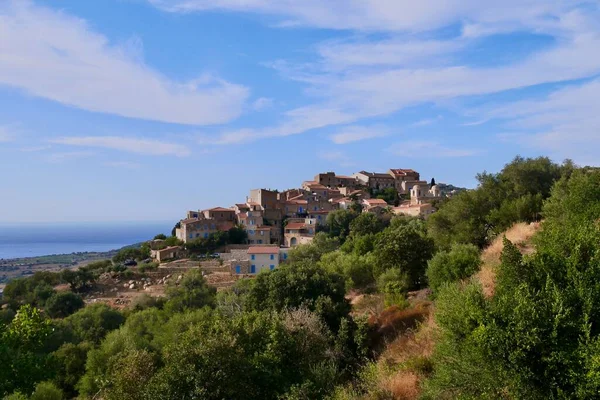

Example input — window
[251,254,255,260]
[189,233,193,239]
[204,233,209,239]
[235,265,241,274]
[283,253,288,260]
[258,240,262,244]
[196,233,200,238]
[270,254,274,260]
[249,230,255,235]
[260,231,264,236]
[250,265,256,273]
[270,265,275,271]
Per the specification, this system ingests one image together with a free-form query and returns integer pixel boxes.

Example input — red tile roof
[286,199,308,205]
[208,207,235,212]
[390,168,417,176]
[364,198,389,205]
[248,246,279,254]
[235,203,250,209]
[285,222,306,230]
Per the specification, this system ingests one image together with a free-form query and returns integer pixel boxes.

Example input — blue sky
[1,0,599,223]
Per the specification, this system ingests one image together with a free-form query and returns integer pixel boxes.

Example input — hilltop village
[151,169,462,274]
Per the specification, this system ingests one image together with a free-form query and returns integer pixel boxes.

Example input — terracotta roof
[364,198,389,205]
[248,246,279,254]
[235,203,250,209]
[285,222,306,230]
[181,218,201,225]
[254,227,271,230]
[335,175,354,179]
[202,207,234,213]
[286,199,308,205]
[389,168,418,176]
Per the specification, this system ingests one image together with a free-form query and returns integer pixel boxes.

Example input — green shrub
[426,244,481,294]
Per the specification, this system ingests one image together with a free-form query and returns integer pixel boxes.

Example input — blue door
[270,265,275,271]
[250,265,256,274]
[235,265,241,274]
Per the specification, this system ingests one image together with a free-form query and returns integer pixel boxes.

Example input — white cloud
[0,1,248,125]
[318,150,354,167]
[412,115,443,127]
[47,151,94,163]
[388,141,481,158]
[484,79,600,165]
[0,126,15,142]
[105,161,142,169]
[148,0,577,33]
[20,145,51,152]
[49,136,191,157]
[252,97,274,111]
[329,125,390,144]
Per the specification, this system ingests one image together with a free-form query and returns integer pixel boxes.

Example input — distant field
[0,249,123,284]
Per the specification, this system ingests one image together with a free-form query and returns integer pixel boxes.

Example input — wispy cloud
[20,145,51,152]
[412,115,443,127]
[49,136,191,157]
[0,1,248,125]
[318,150,354,167]
[483,78,600,165]
[0,126,15,143]
[148,0,577,33]
[47,151,94,163]
[329,125,390,144]
[461,119,489,126]
[104,161,142,169]
[388,141,481,158]
[252,97,274,111]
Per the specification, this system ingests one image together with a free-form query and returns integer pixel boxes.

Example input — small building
[284,219,317,247]
[392,203,435,218]
[151,246,185,263]
[247,246,280,274]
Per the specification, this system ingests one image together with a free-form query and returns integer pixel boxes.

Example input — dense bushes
[426,244,481,294]
[428,156,571,249]
[423,168,600,399]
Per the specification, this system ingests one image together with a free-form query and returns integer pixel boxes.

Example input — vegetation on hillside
[3,156,600,399]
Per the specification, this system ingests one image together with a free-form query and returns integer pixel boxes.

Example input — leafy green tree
[0,306,53,397]
[164,270,216,313]
[112,247,150,263]
[44,292,84,319]
[428,156,568,249]
[30,381,64,400]
[153,234,167,240]
[325,210,358,241]
[245,262,350,331]
[319,251,376,289]
[374,224,434,289]
[51,342,91,397]
[348,212,385,237]
[171,222,180,238]
[59,270,93,293]
[288,233,340,263]
[64,303,125,344]
[426,243,481,294]
[375,187,400,206]
[228,225,248,244]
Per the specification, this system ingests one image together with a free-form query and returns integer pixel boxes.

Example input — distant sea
[0,222,174,260]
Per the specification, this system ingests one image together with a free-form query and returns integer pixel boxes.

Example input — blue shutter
[235,265,241,274]
[250,265,256,273]
[270,265,275,271]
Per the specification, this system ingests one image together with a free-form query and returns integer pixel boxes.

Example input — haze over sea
[0,222,174,260]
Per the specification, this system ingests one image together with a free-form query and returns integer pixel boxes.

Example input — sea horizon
[0,221,174,260]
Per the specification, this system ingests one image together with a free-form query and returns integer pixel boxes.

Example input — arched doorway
[290,237,298,246]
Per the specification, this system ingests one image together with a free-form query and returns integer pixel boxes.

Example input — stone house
[392,203,435,218]
[353,171,396,190]
[284,218,317,247]
[388,169,421,194]
[151,246,185,263]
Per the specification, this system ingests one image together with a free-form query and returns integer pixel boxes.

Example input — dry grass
[477,222,540,297]
[385,371,420,400]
